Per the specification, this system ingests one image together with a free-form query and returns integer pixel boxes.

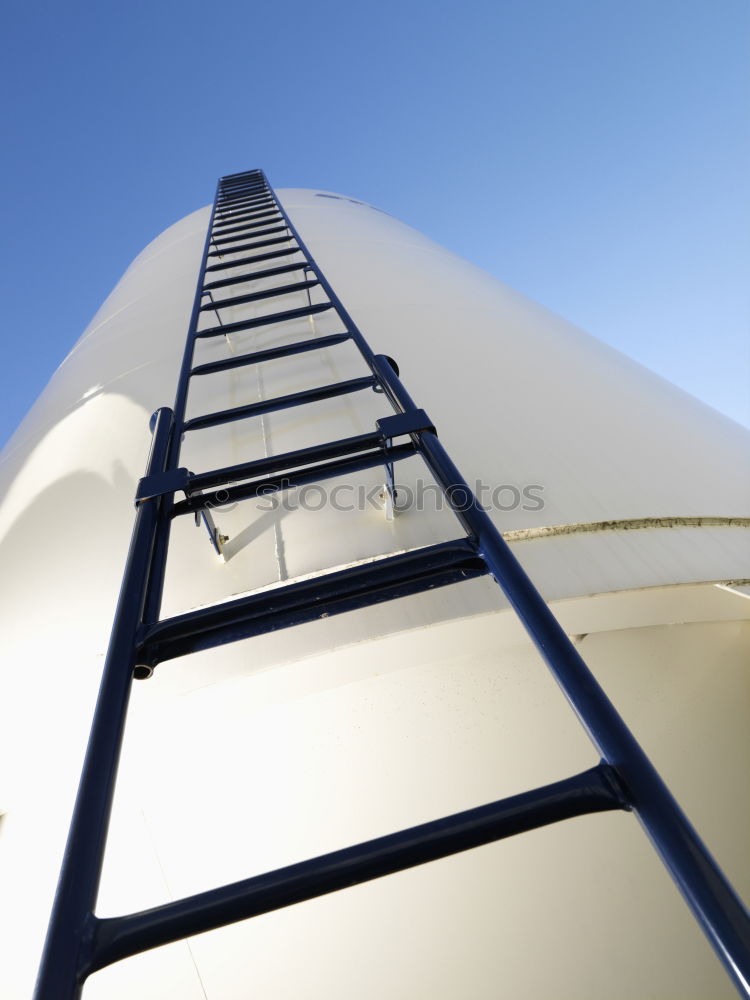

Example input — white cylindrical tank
[1,187,748,1000]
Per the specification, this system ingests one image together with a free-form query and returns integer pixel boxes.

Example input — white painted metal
[0,189,748,999]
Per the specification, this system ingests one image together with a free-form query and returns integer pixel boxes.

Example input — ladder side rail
[32,408,176,1000]
[141,180,224,626]
[263,175,390,376]
[371,354,750,996]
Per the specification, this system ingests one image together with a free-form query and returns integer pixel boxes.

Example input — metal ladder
[34,169,750,998]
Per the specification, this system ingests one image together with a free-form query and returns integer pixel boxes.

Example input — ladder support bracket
[377,409,435,440]
[135,468,191,506]
[377,412,434,520]
[195,507,229,561]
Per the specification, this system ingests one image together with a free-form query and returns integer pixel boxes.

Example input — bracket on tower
[195,507,229,561]
[135,468,190,506]
[375,411,435,521]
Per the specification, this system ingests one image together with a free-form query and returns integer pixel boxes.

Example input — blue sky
[1,0,747,448]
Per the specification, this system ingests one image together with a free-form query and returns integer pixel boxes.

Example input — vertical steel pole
[33,407,174,1000]
[371,354,750,996]
[141,180,222,627]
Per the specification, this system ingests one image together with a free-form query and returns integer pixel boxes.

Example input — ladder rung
[217,192,267,206]
[216,198,274,211]
[175,439,415,516]
[183,375,376,432]
[214,204,279,232]
[216,194,276,215]
[217,185,267,202]
[221,171,263,183]
[185,426,384,492]
[204,247,302,274]
[220,175,264,188]
[212,216,282,239]
[215,202,276,218]
[220,175,265,187]
[219,178,266,192]
[200,279,320,312]
[196,302,333,338]
[221,168,262,180]
[219,183,266,196]
[86,765,622,971]
[221,174,262,186]
[222,167,262,177]
[215,197,275,216]
[203,261,309,291]
[212,211,280,234]
[216,193,268,208]
[191,332,349,376]
[207,235,294,259]
[211,224,287,247]
[138,539,487,665]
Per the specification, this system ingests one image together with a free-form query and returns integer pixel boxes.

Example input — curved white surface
[0,188,748,999]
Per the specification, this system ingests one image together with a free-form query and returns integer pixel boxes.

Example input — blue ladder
[34,169,750,998]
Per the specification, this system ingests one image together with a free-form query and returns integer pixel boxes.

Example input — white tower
[1,171,749,999]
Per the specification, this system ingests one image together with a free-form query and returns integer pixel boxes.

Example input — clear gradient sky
[1,0,748,449]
